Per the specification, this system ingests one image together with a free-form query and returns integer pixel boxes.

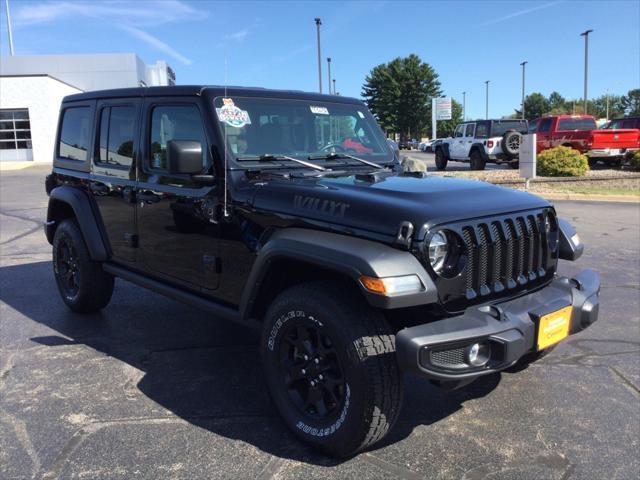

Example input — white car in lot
[435,120,528,170]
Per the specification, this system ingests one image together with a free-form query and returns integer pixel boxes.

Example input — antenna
[222,51,229,218]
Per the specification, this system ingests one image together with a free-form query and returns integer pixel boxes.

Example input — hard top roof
[63,85,363,105]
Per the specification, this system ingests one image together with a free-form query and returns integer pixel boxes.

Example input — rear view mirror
[167,140,203,175]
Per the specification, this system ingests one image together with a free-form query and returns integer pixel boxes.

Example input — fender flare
[471,143,489,160]
[239,228,437,320]
[437,143,450,158]
[46,186,109,261]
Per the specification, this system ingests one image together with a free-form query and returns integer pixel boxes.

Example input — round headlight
[428,231,449,273]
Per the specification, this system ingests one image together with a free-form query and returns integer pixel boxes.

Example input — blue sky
[1,0,638,120]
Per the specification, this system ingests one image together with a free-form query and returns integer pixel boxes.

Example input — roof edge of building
[0,73,83,91]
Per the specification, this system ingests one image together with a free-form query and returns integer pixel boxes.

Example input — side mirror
[167,140,203,175]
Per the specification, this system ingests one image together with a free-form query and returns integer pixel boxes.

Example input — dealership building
[0,53,175,162]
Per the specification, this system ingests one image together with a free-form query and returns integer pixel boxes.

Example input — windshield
[213,96,391,164]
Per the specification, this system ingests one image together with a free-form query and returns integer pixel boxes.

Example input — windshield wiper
[237,154,326,171]
[308,152,385,170]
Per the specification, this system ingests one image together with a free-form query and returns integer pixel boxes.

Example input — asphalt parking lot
[400,150,511,171]
[1,165,639,479]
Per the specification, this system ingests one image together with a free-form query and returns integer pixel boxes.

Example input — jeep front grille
[460,211,552,300]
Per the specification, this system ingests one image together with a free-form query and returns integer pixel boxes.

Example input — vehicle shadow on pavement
[1,261,501,466]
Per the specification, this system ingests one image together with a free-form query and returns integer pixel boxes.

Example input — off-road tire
[470,150,486,170]
[261,281,403,457]
[435,148,448,170]
[501,131,522,158]
[52,219,114,313]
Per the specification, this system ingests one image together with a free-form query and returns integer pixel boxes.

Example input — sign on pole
[435,97,452,121]
[432,97,452,140]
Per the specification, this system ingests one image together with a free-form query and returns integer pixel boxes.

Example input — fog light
[466,342,490,367]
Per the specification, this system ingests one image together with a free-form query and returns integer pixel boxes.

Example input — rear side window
[475,123,489,138]
[622,119,639,129]
[538,118,552,133]
[97,106,136,167]
[59,107,91,160]
[465,124,475,137]
[149,105,206,170]
[558,117,596,131]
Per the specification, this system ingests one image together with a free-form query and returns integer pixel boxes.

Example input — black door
[137,99,220,290]
[90,100,141,264]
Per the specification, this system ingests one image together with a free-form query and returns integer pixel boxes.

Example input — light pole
[5,0,15,55]
[580,29,593,114]
[462,91,466,121]
[485,80,490,119]
[520,61,528,119]
[606,89,609,120]
[333,78,336,95]
[314,18,322,94]
[327,57,332,94]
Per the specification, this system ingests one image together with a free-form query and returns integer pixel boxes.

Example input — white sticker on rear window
[216,98,251,128]
[357,111,365,118]
[310,106,329,115]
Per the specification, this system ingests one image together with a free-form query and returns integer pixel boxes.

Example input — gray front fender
[239,228,437,320]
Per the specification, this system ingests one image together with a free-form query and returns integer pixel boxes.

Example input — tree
[362,54,441,138]
[621,89,640,116]
[516,92,550,120]
[548,91,565,109]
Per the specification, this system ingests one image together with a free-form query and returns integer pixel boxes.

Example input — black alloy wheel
[55,237,80,299]
[279,322,346,419]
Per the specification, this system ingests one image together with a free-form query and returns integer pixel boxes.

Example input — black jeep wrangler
[45,86,600,457]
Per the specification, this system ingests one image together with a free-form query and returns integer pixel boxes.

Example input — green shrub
[536,146,589,177]
[624,149,640,170]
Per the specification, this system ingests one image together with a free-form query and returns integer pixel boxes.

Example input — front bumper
[396,269,600,382]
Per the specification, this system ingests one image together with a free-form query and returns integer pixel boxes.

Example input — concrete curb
[534,192,640,203]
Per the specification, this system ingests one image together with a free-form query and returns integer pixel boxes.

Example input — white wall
[0,76,82,162]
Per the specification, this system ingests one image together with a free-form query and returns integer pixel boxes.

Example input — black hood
[249,172,551,239]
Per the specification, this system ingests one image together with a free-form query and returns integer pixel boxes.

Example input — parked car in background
[530,114,640,166]
[399,138,418,150]
[602,117,640,130]
[426,138,444,152]
[435,120,528,170]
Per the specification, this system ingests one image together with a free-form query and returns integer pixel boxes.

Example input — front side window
[557,117,596,131]
[213,96,390,163]
[0,109,32,151]
[454,125,465,138]
[149,105,206,170]
[528,120,538,133]
[97,106,136,167]
[59,107,91,160]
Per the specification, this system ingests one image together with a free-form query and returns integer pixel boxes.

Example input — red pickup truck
[530,114,640,166]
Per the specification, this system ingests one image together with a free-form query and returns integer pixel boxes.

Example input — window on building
[0,109,32,151]
[59,107,91,161]
[97,106,136,167]
[149,105,206,170]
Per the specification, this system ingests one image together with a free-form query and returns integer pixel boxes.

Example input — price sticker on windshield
[217,98,252,128]
[310,105,329,115]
